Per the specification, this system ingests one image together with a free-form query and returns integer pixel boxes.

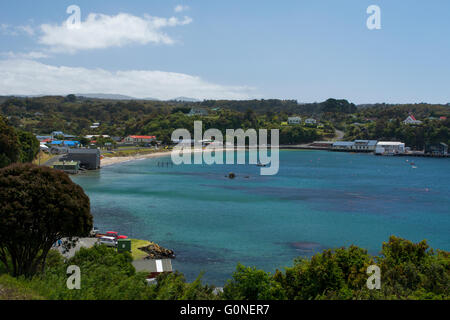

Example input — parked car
[98,236,117,247]
[105,231,119,239]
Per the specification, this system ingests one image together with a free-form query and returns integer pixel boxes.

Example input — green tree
[0,115,20,168]
[0,164,93,277]
[65,94,77,102]
[376,236,449,299]
[222,263,286,300]
[17,131,40,163]
[273,246,373,300]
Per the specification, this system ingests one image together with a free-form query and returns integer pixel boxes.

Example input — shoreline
[100,146,449,168]
[101,150,173,167]
[100,146,333,168]
[100,146,265,168]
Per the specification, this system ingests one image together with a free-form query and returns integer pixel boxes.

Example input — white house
[403,115,422,125]
[305,118,317,125]
[288,116,301,125]
[375,142,405,155]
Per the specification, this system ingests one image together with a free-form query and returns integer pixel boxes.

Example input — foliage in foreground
[0,163,93,277]
[0,245,216,300]
[0,115,39,168]
[224,236,449,300]
[0,236,448,300]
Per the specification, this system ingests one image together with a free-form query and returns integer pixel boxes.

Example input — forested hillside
[345,104,450,149]
[1,95,449,147]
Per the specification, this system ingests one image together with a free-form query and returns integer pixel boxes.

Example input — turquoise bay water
[72,150,450,285]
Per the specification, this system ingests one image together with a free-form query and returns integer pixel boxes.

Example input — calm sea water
[72,150,450,285]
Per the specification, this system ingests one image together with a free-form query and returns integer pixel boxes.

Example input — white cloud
[0,59,256,100]
[0,24,34,36]
[38,12,193,53]
[174,5,189,13]
[2,51,49,59]
[16,25,35,36]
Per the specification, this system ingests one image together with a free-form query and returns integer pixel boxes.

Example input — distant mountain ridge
[77,94,200,102]
[170,97,201,102]
[75,93,160,101]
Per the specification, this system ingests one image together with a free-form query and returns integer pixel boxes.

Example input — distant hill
[76,94,139,100]
[76,94,201,102]
[170,97,201,102]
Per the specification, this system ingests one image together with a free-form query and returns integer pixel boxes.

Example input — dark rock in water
[288,241,323,252]
[139,243,175,259]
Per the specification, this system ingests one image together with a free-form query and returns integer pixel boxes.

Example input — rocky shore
[139,243,175,259]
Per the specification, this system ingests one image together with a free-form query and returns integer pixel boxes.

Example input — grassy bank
[103,148,169,158]
[0,274,44,300]
[130,239,153,260]
[32,151,56,165]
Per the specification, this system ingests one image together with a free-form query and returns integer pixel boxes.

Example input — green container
[117,239,131,253]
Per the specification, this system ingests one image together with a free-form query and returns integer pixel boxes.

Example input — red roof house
[124,135,156,143]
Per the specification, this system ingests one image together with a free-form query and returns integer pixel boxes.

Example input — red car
[106,231,119,238]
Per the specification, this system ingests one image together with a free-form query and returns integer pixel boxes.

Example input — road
[53,237,98,259]
[43,154,65,167]
[334,129,345,140]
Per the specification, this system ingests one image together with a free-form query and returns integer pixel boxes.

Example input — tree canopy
[0,115,20,168]
[0,163,93,277]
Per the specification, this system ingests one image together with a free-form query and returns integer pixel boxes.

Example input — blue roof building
[51,140,80,147]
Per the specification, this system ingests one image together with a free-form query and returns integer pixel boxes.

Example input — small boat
[257,162,266,167]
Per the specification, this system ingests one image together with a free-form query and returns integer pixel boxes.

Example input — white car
[98,236,117,247]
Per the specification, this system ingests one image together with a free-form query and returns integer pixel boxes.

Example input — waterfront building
[375,142,406,155]
[62,148,101,170]
[425,143,448,156]
[332,141,355,150]
[132,259,173,285]
[288,116,301,125]
[352,140,378,151]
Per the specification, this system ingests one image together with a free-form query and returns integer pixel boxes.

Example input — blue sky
[0,0,449,103]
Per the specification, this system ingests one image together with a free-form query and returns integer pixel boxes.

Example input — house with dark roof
[425,143,448,156]
[62,149,101,170]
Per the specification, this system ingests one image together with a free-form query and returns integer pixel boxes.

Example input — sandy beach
[100,146,252,167]
[101,150,173,167]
